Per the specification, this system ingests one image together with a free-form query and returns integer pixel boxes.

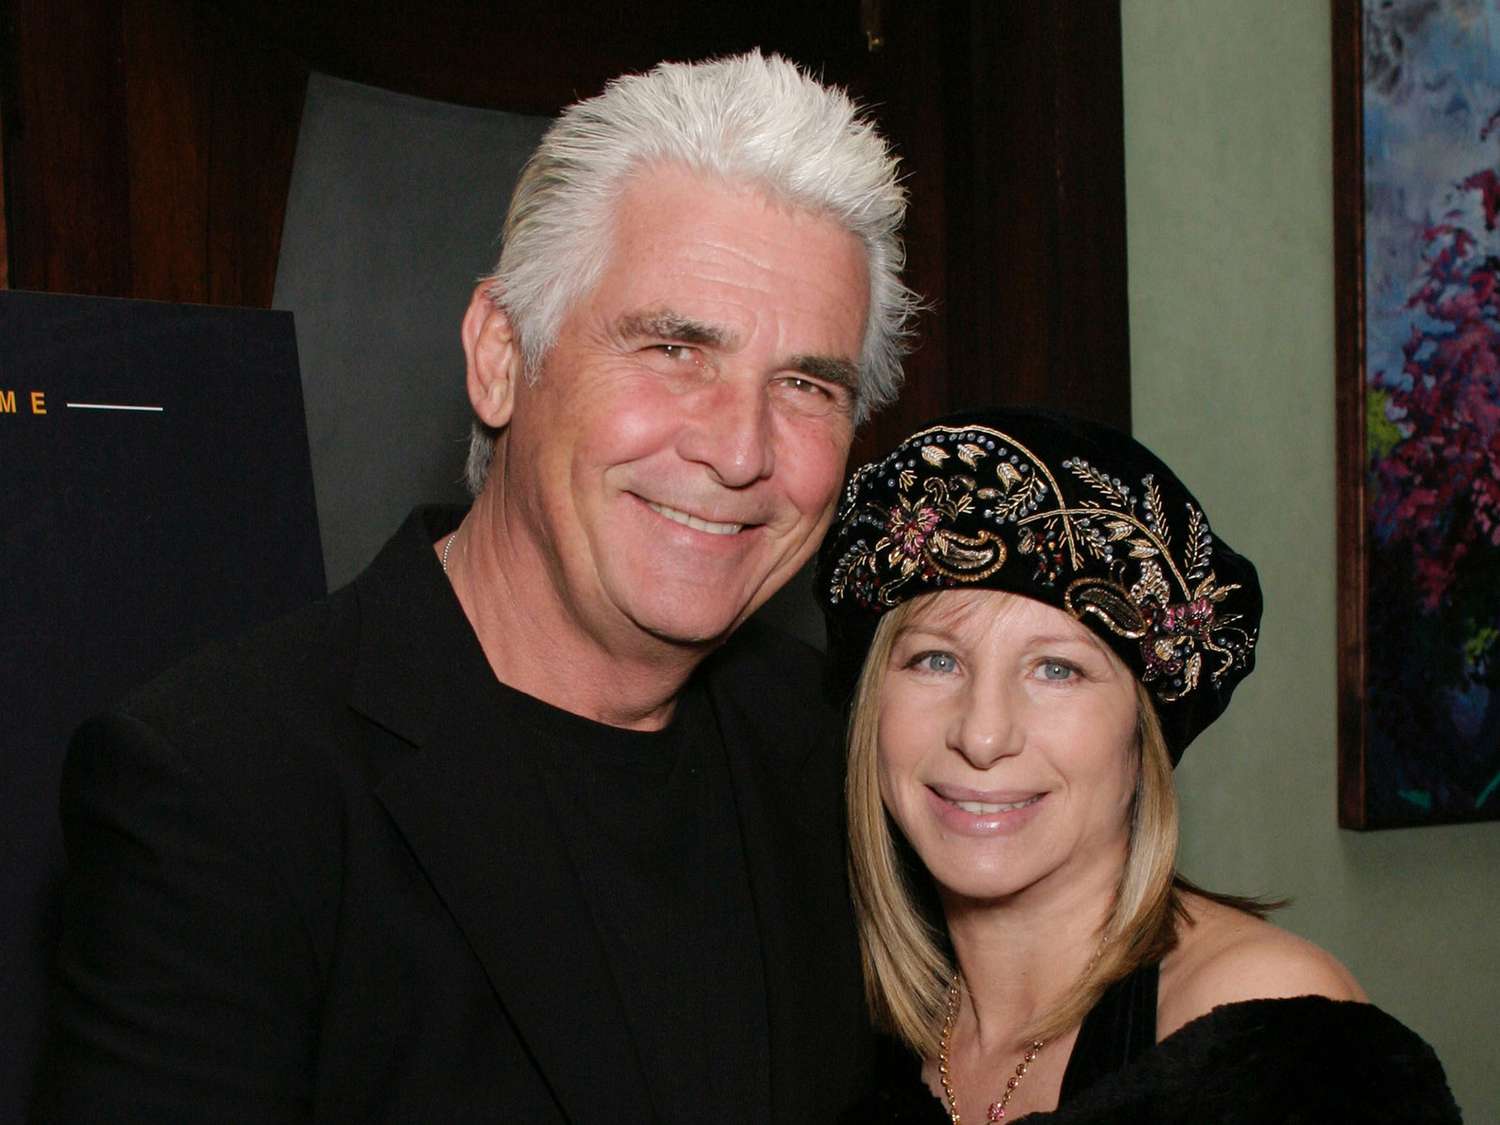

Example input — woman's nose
[947,681,1026,769]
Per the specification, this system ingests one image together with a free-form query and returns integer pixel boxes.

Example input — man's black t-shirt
[525,678,769,1121]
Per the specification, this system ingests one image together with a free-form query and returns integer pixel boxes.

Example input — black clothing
[1055,962,1158,1111]
[843,964,1162,1124]
[34,507,869,1123]
[1035,993,1461,1124]
[842,963,1460,1124]
[530,679,768,1118]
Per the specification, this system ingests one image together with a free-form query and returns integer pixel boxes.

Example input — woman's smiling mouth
[949,795,1044,815]
[924,785,1049,834]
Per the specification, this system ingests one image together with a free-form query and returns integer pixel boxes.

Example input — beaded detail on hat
[818,410,1262,758]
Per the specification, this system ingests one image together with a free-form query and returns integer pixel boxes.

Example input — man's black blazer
[33,508,871,1122]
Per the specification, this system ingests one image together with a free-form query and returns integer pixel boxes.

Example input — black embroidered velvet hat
[816,406,1262,763]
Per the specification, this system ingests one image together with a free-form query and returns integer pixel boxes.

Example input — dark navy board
[0,290,325,1119]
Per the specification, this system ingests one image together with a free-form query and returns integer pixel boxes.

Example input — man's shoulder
[62,595,369,860]
[116,506,455,741]
[119,583,360,738]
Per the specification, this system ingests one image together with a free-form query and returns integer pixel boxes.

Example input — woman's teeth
[953,795,1042,815]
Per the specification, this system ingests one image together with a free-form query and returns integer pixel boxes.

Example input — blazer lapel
[351,510,654,1122]
[709,656,869,1123]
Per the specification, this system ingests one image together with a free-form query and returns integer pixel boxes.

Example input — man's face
[500,165,869,653]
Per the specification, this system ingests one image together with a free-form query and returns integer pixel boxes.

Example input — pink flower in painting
[1371,198,1500,611]
[1463,168,1500,231]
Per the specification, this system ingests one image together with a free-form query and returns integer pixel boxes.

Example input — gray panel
[274,74,550,588]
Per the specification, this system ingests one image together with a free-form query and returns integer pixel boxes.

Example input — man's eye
[782,376,830,397]
[775,375,851,416]
[650,344,697,362]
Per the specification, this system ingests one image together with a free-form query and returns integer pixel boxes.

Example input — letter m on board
[0,390,16,413]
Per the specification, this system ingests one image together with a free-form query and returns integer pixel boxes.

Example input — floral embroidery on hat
[885,497,942,563]
[824,422,1257,704]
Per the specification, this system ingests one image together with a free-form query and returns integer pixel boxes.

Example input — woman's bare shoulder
[1156,893,1366,1039]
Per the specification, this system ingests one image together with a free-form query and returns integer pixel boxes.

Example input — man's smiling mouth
[646,500,745,536]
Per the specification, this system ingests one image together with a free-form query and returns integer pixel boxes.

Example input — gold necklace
[937,973,1044,1123]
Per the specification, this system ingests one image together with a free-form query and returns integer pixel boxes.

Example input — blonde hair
[846,600,1185,1055]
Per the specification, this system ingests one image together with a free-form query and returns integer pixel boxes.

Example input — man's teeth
[953,795,1042,815]
[647,502,743,536]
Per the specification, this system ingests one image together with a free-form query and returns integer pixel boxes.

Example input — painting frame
[1334,0,1500,830]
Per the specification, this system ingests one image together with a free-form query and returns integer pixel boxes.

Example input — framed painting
[1334,0,1500,828]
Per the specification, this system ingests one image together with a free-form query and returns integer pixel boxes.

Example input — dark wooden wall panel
[203,8,308,305]
[1,0,307,305]
[852,0,1132,462]
[952,1,1055,405]
[219,1,865,114]
[6,0,133,295]
[123,0,212,300]
[1,0,1131,433]
[941,1,1130,424]
[1051,2,1132,419]
[852,4,951,459]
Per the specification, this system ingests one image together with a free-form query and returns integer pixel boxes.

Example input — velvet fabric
[842,992,1461,1123]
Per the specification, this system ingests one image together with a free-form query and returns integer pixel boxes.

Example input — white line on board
[65,402,165,412]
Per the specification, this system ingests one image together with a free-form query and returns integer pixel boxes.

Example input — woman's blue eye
[916,651,958,674]
[1038,660,1074,681]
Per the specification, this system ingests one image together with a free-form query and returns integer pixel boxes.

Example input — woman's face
[876,590,1140,905]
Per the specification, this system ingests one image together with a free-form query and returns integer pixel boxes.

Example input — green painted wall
[1121,2,1499,1117]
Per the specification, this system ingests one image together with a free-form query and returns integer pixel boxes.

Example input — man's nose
[678,377,775,488]
[947,681,1026,769]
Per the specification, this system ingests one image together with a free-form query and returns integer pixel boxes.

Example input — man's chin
[625,595,764,653]
[636,611,745,652]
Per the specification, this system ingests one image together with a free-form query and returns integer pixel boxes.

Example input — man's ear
[462,284,522,429]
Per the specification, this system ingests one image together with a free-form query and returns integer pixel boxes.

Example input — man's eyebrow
[617,311,735,348]
[617,311,860,394]
[790,354,861,393]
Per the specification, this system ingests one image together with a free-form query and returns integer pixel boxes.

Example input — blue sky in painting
[1364,0,1500,392]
